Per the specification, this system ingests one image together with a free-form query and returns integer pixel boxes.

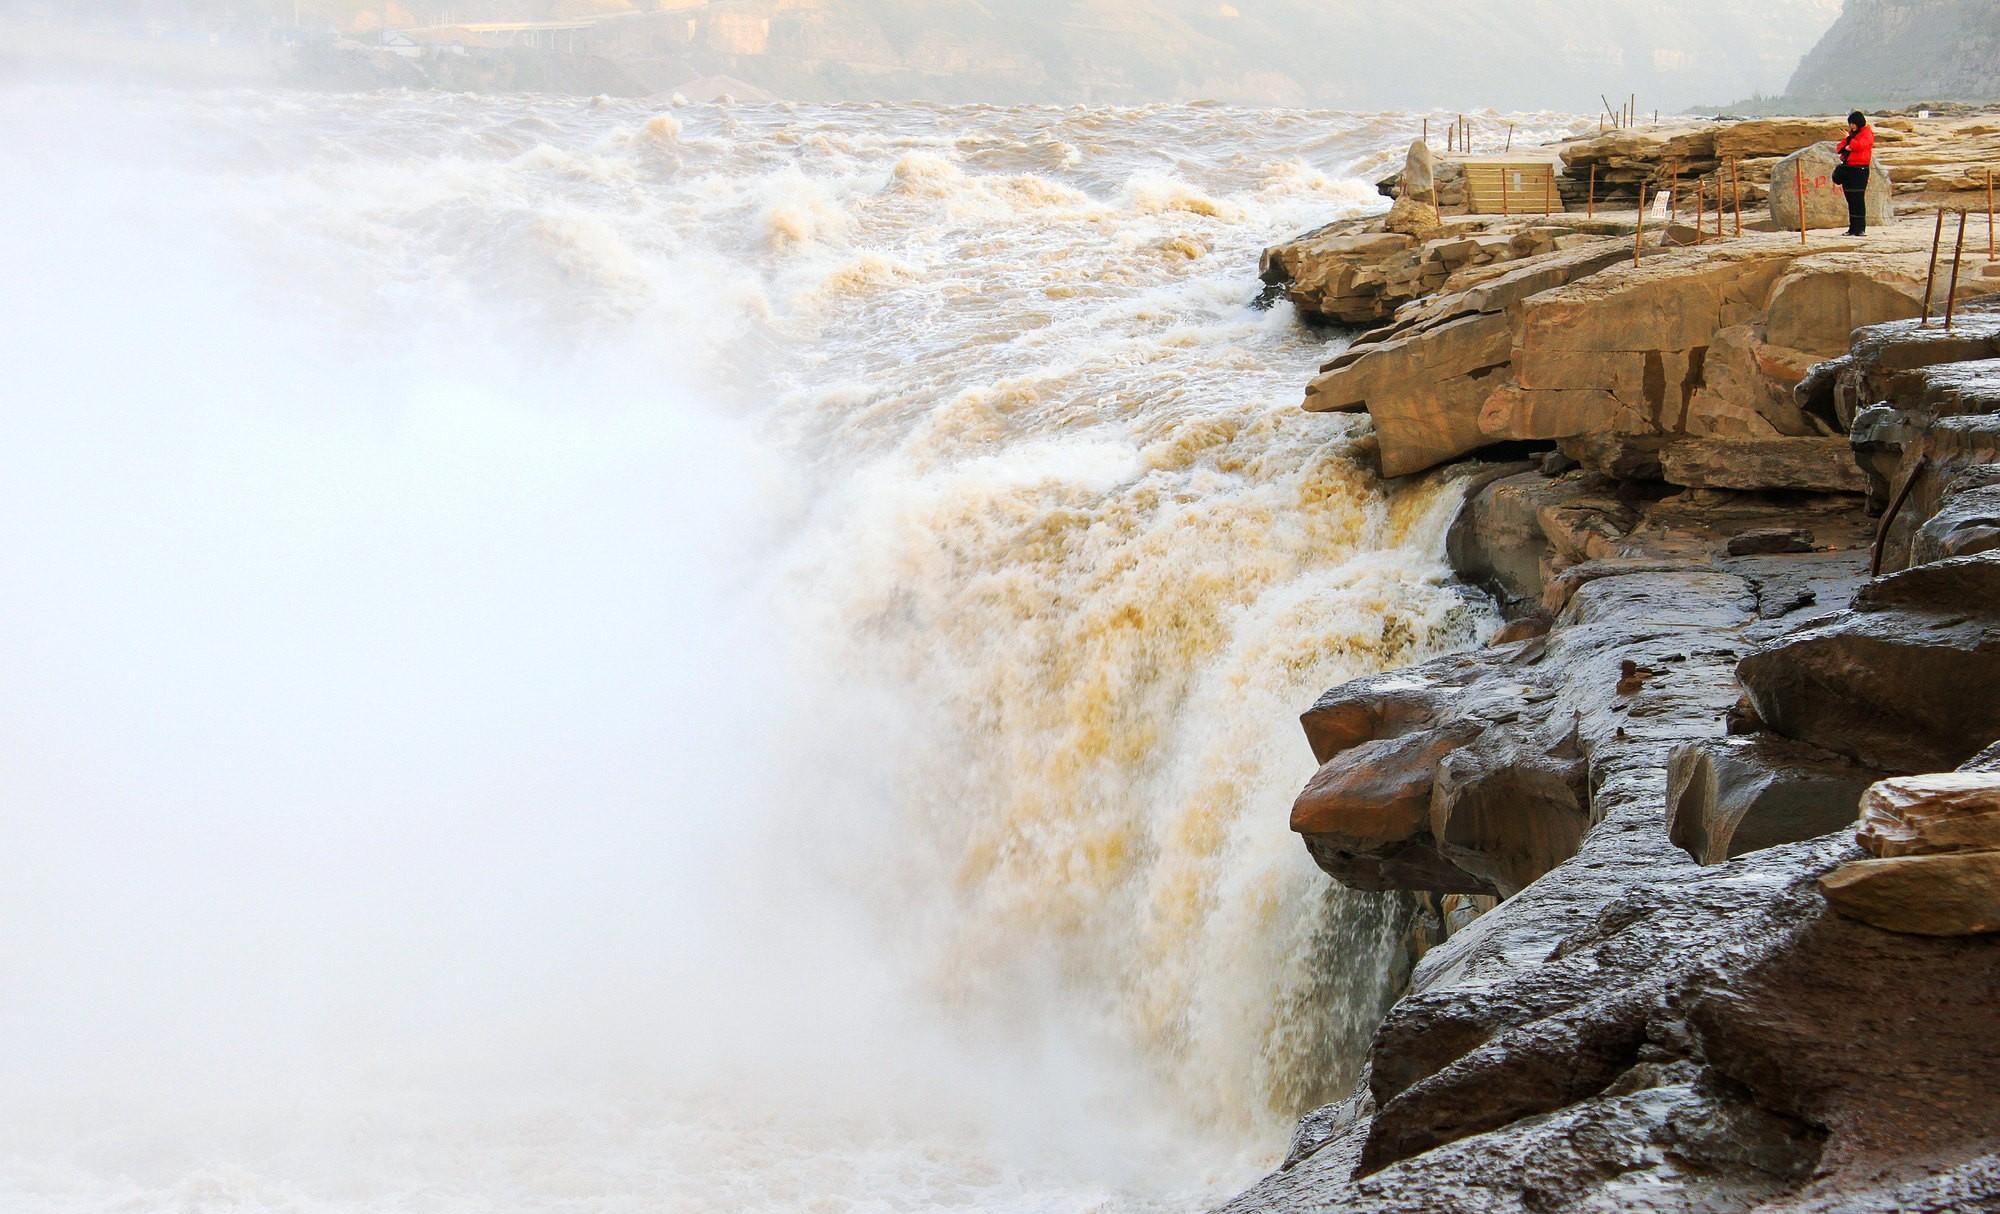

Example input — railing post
[1635,181,1646,267]
[1731,159,1742,237]
[1946,210,1969,330]
[1923,207,1946,326]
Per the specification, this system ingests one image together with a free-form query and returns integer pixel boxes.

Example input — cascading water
[0,84,1570,1212]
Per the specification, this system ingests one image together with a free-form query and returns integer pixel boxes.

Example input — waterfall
[0,84,1530,1212]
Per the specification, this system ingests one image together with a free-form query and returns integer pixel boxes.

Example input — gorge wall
[1784,0,2000,108]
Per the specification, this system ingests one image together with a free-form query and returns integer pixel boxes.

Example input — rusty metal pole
[1946,210,1969,329]
[1989,167,1995,260]
[1506,122,1515,152]
[1715,175,1724,239]
[1635,182,1646,267]
[1588,163,1596,218]
[1544,164,1554,215]
[1731,159,1743,236]
[1502,166,1510,218]
[1795,162,1808,245]
[1694,177,1705,245]
[1922,207,1945,325]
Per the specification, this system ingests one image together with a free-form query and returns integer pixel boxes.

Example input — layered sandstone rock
[1306,231,1958,480]
[1292,481,1876,901]
[1554,112,1997,209]
[1821,771,2000,935]
[1856,771,2000,855]
[1809,307,2000,568]
[1260,213,1600,327]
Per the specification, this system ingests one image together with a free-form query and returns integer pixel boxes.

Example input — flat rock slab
[1658,436,1870,494]
[1820,852,2000,935]
[1857,771,2000,857]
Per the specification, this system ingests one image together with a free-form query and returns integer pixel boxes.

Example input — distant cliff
[576,0,1845,110]
[1786,0,2000,106]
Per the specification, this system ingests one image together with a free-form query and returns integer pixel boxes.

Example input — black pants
[1842,166,1870,236]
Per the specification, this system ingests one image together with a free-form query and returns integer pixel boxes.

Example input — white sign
[1649,190,1671,220]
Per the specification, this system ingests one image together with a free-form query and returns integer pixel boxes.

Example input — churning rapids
[1,86,1563,1213]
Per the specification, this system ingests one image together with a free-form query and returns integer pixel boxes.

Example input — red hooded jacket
[1838,125,1874,167]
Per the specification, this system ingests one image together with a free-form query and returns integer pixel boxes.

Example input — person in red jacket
[1835,110,1874,236]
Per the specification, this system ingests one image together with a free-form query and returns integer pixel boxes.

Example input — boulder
[1769,142,1892,231]
[1293,723,1491,893]
[1856,771,2000,857]
[1667,734,1880,864]
[1819,852,2000,935]
[1400,138,1436,201]
[1383,197,1442,238]
[1290,646,1590,899]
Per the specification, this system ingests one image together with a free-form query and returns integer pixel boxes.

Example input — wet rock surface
[1667,733,1879,865]
[1222,229,2000,1209]
[1737,552,2000,773]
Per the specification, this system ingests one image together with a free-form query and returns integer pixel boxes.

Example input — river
[0,85,1568,1213]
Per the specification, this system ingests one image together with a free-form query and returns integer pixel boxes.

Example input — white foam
[0,83,1511,1214]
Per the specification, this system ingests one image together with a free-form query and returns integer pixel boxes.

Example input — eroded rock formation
[1302,229,1965,479]
[1225,119,2000,1211]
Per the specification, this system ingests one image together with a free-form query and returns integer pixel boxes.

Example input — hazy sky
[17,0,1850,108]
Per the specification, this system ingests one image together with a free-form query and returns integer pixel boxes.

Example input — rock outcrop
[1226,334,2000,1211]
[1293,201,2000,480]
[1806,306,2000,569]
[1259,212,1613,328]
[1225,137,2000,1210]
[1294,479,1876,899]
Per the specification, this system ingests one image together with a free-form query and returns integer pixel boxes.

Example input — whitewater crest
[0,87,1540,1213]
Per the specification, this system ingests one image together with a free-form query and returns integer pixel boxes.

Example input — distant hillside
[11,0,1847,109]
[1785,0,2000,107]
[570,0,1845,110]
